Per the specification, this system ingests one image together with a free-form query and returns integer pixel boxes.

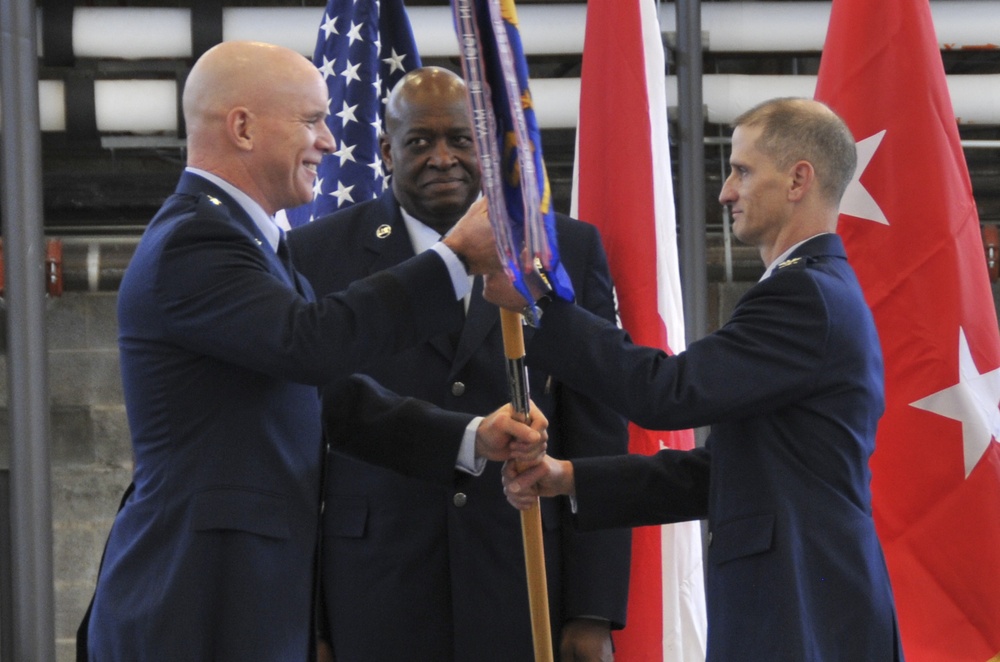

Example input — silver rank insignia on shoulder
[778,257,803,269]
[206,195,222,206]
[376,224,392,239]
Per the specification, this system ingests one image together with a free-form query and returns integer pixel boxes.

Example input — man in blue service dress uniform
[290,67,630,661]
[84,42,545,662]
[494,98,905,662]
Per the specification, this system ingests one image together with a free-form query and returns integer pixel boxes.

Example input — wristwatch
[522,294,552,328]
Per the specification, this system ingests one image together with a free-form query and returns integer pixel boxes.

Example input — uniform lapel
[362,198,414,273]
[177,172,298,292]
[452,277,500,376]
[363,198,458,360]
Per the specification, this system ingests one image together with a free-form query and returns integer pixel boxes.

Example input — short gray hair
[733,98,857,204]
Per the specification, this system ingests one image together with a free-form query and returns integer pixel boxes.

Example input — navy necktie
[276,231,305,296]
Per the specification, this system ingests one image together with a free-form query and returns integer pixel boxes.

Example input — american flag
[282,0,421,228]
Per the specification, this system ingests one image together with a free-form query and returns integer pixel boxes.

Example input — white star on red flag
[840,130,888,225]
[816,0,1000,657]
[911,328,1000,478]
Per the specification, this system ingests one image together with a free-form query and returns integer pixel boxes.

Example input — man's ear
[788,160,815,202]
[379,134,393,173]
[227,107,255,152]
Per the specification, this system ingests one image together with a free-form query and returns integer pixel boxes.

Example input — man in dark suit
[84,42,546,662]
[495,98,905,661]
[290,67,630,661]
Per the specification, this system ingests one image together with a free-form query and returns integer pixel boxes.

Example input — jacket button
[453,492,468,507]
[451,381,466,396]
[707,531,713,546]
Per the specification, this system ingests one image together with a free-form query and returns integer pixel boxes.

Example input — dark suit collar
[367,192,500,369]
[359,193,461,360]
[361,193,417,272]
[174,171,306,295]
[452,278,500,375]
[761,233,848,280]
[175,171,269,248]
[789,232,847,261]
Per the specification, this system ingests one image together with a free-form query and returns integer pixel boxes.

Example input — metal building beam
[1,0,58,658]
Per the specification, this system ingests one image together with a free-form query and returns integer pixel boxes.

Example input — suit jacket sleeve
[549,219,632,628]
[152,205,461,387]
[573,448,711,530]
[528,266,832,431]
[321,374,473,486]
[527,266,833,529]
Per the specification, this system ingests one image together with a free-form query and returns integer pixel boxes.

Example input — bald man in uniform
[83,42,545,662]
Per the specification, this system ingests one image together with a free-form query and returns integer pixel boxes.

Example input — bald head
[183,41,321,147]
[384,67,468,135]
[379,67,480,232]
[181,41,334,215]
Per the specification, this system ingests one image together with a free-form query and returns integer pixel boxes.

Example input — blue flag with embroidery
[283,0,421,227]
[450,0,574,303]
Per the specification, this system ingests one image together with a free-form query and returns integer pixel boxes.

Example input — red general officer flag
[572,0,706,659]
[815,0,1000,660]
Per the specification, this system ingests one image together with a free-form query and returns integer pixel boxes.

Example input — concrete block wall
[1,278,999,660]
[0,292,133,662]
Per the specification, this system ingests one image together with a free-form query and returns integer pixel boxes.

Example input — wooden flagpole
[449,0,555,656]
[500,308,554,662]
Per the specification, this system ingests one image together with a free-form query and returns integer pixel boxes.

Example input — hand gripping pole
[500,308,553,662]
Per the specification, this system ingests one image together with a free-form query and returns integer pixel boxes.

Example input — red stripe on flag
[816,0,1000,659]
[576,8,662,352]
[574,1,706,659]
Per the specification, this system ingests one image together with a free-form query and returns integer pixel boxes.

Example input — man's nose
[719,175,736,205]
[317,121,335,154]
[428,141,458,167]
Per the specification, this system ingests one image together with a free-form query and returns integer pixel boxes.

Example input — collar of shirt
[399,206,473,309]
[759,232,830,281]
[185,167,282,253]
[399,206,444,254]
[398,193,483,253]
